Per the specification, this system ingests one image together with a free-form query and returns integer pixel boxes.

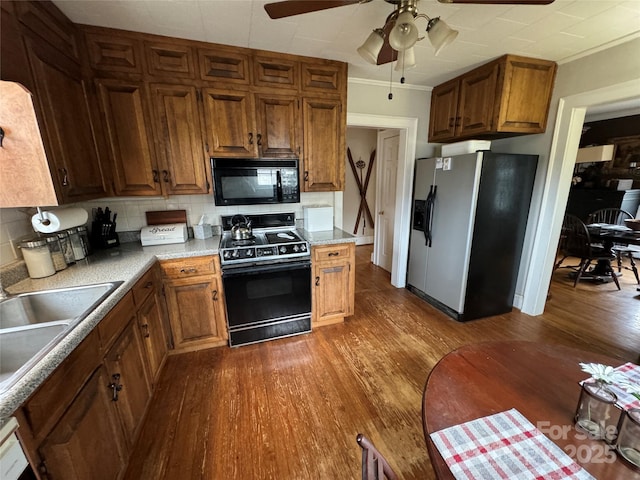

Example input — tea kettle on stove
[230,214,253,240]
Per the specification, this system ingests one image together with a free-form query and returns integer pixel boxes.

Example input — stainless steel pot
[230,215,253,240]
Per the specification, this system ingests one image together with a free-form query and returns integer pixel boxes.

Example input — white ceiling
[53,0,640,88]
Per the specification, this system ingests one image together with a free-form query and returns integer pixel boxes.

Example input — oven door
[222,261,311,346]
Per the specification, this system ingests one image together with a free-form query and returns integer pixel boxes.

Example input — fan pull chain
[388,60,393,100]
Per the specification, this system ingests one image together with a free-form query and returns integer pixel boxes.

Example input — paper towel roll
[31,208,88,233]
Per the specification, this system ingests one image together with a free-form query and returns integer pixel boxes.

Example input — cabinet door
[202,87,257,157]
[38,367,127,480]
[312,260,353,326]
[252,54,299,90]
[428,79,459,143]
[254,93,299,158]
[137,288,168,384]
[104,321,152,447]
[456,63,499,138]
[145,41,195,79]
[164,275,227,350]
[24,37,108,202]
[150,83,209,194]
[301,61,346,95]
[97,78,161,196]
[302,97,344,191]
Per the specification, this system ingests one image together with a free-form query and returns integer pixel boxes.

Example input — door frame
[521,79,640,315]
[346,113,418,288]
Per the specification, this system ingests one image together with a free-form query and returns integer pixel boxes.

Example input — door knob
[379,211,384,215]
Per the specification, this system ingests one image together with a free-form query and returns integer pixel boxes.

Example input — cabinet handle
[59,168,69,186]
[256,133,262,146]
[327,252,339,257]
[0,126,4,147]
[141,323,150,338]
[448,117,454,128]
[248,132,254,145]
[108,373,123,402]
[315,276,320,286]
[212,289,218,301]
[304,171,309,182]
[180,267,197,274]
[152,169,160,183]
[163,170,170,183]
[144,281,153,289]
[455,116,462,127]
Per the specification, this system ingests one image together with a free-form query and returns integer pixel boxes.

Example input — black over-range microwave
[211,158,300,206]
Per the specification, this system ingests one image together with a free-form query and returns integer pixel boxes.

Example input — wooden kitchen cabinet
[96,78,161,196]
[150,83,210,195]
[312,243,355,326]
[254,92,300,158]
[133,265,169,384]
[37,366,128,480]
[302,96,345,191]
[161,256,228,352]
[428,54,557,143]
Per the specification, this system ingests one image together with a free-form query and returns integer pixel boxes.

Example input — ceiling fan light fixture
[389,11,419,51]
[394,47,416,71]
[426,17,458,56]
[357,28,385,64]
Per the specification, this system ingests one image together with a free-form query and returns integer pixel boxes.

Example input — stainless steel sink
[0,281,123,392]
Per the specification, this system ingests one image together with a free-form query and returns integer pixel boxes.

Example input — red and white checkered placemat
[430,409,595,480]
[581,362,640,411]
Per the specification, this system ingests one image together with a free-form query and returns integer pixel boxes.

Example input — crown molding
[348,77,432,92]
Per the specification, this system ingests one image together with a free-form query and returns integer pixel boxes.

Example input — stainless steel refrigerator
[407,151,538,321]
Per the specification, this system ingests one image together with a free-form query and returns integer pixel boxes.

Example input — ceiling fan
[264,0,555,66]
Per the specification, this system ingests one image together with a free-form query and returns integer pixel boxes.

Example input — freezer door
[424,153,481,313]
[407,158,436,291]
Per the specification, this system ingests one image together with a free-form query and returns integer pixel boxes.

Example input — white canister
[20,238,56,278]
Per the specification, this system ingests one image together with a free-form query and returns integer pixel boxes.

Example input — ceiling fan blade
[376,22,398,66]
[438,0,554,4]
[264,0,361,19]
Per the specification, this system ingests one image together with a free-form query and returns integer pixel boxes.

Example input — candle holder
[616,408,640,470]
[574,381,619,443]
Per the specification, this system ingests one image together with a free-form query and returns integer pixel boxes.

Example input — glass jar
[45,235,67,271]
[77,225,91,256]
[57,231,76,265]
[574,381,619,443]
[66,227,86,261]
[20,238,56,278]
[616,408,640,470]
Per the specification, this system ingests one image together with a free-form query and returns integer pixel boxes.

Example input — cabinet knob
[248,132,254,145]
[108,373,123,402]
[163,170,170,183]
[59,168,69,187]
[256,133,262,146]
[212,289,218,301]
[141,323,150,338]
[144,281,153,289]
[315,276,320,286]
[304,171,309,182]
[152,169,160,183]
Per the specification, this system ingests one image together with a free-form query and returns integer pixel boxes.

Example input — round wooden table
[422,341,637,479]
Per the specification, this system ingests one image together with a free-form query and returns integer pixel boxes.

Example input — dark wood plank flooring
[124,246,639,479]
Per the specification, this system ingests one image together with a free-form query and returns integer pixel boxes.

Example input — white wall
[493,36,640,314]
[345,128,378,243]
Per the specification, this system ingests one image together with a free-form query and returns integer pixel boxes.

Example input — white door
[374,130,399,272]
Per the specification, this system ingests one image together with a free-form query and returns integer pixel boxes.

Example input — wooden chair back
[587,208,633,226]
[356,434,398,480]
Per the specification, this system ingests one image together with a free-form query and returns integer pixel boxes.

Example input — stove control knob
[246,249,254,257]
[223,251,230,259]
[300,244,307,252]
[279,246,287,254]
[232,250,239,258]
[293,245,299,252]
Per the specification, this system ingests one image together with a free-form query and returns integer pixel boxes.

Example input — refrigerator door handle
[424,185,433,247]
[427,185,437,247]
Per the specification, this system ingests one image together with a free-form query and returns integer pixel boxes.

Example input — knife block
[91,220,120,249]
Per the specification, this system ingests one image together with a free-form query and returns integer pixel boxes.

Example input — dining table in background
[588,223,640,290]
[422,341,638,480]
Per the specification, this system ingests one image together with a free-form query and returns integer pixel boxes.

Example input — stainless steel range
[219,213,311,346]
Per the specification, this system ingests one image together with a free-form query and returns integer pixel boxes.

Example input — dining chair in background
[587,208,639,283]
[556,214,620,290]
[356,433,398,480]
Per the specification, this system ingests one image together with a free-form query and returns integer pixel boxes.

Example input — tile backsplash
[0,192,336,267]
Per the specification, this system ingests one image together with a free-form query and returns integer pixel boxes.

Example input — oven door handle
[222,260,311,277]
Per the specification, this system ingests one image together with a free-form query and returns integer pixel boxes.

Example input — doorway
[374,129,400,272]
[346,113,418,288]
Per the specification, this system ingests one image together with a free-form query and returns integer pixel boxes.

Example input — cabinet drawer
[98,291,135,352]
[21,330,100,443]
[312,243,353,263]
[132,266,156,306]
[160,256,217,278]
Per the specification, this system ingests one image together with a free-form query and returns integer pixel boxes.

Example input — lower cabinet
[312,243,355,327]
[16,263,168,479]
[160,255,228,352]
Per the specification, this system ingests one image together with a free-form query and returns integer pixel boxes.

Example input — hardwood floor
[125,246,639,480]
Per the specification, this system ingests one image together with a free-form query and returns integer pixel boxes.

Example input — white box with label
[303,206,333,232]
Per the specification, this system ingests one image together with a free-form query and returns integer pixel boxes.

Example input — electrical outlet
[443,157,452,171]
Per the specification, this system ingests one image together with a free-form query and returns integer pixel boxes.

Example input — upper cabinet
[429,54,557,143]
[1,1,108,205]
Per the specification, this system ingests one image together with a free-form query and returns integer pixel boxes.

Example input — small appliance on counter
[303,205,334,232]
[140,210,189,246]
